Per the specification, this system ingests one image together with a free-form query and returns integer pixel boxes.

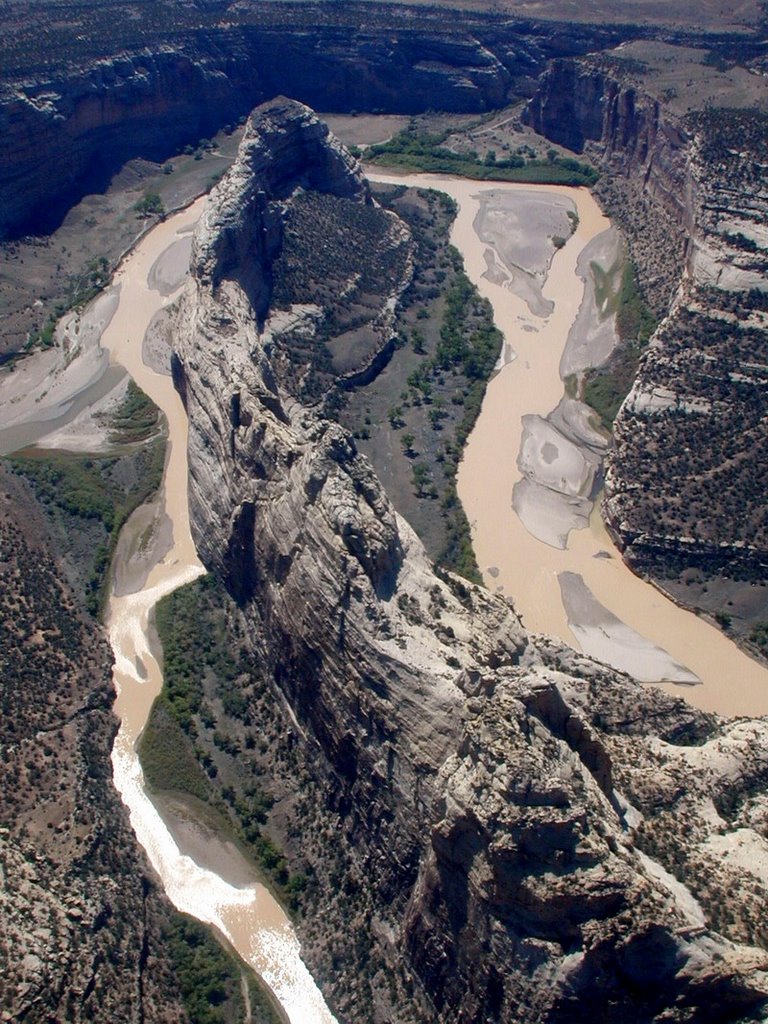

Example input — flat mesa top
[346,0,763,32]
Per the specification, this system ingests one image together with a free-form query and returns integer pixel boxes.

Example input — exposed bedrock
[171,99,768,1023]
[0,8,633,239]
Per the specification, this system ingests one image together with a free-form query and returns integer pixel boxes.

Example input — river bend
[100,199,336,1024]
[370,171,768,717]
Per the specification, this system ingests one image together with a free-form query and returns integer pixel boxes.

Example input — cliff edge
[526,50,768,626]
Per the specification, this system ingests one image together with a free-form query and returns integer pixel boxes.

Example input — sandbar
[559,570,700,684]
[560,226,621,378]
[474,188,577,317]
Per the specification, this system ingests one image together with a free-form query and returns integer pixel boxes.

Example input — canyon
[0,4,627,242]
[525,42,768,649]
[166,98,768,1022]
[2,3,768,1021]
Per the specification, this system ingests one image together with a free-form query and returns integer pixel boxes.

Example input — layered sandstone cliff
[170,98,768,1022]
[526,53,768,597]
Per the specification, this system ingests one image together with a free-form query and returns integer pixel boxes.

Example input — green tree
[134,192,165,218]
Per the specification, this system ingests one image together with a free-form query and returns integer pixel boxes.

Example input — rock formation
[171,98,768,1022]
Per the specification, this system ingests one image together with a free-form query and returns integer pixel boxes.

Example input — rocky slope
[171,98,768,1022]
[0,465,188,1023]
[0,3,634,239]
[526,51,768,629]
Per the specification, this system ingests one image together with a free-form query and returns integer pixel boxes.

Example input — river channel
[370,171,768,717]
[99,199,337,1023]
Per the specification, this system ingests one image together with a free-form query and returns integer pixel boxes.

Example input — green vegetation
[141,576,308,911]
[615,261,657,345]
[367,127,598,186]
[7,408,164,616]
[134,191,166,218]
[38,316,57,348]
[582,348,639,429]
[109,379,162,443]
[140,700,211,800]
[582,260,657,429]
[165,911,283,1024]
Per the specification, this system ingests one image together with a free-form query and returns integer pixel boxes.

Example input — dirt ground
[351,0,762,32]
[600,41,768,116]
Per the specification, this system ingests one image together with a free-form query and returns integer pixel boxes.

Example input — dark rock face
[172,99,768,1023]
[0,7,630,238]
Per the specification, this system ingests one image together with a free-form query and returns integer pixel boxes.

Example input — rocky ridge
[171,98,768,1022]
[526,53,768,602]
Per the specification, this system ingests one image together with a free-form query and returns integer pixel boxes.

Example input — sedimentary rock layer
[526,54,768,586]
[0,5,629,238]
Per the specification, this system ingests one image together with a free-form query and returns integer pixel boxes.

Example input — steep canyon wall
[0,8,626,238]
[526,56,768,594]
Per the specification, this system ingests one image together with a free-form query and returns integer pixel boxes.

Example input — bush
[134,192,165,218]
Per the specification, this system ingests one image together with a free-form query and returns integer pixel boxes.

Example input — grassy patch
[367,128,598,187]
[615,261,657,346]
[139,699,211,800]
[165,911,283,1024]
[581,260,657,430]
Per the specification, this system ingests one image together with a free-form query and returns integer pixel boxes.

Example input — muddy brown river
[370,171,768,717]
[100,199,336,1023]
